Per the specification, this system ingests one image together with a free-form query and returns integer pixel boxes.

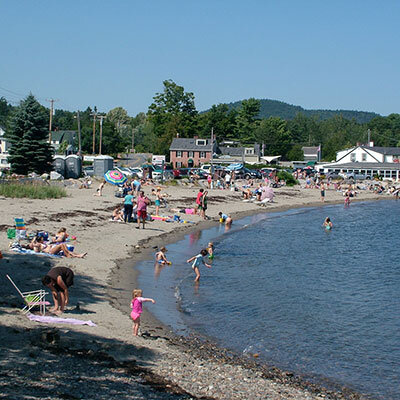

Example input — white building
[316,143,400,180]
[0,126,11,169]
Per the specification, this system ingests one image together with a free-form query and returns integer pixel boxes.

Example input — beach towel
[10,246,62,258]
[27,313,96,326]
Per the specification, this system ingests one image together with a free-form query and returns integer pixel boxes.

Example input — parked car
[325,171,341,179]
[83,166,94,176]
[115,166,134,178]
[234,167,262,180]
[129,167,143,178]
[340,172,371,180]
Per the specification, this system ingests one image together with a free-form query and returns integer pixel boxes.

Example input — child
[323,217,333,230]
[207,242,214,260]
[155,246,171,265]
[130,289,155,336]
[187,249,211,282]
[218,212,232,226]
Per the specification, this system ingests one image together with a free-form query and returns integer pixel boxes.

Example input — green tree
[0,97,13,127]
[254,117,291,158]
[287,144,304,161]
[148,80,198,154]
[6,94,54,174]
[234,98,260,142]
[198,103,237,139]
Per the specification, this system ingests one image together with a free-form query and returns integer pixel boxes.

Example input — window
[362,153,367,161]
[196,139,206,146]
[245,148,254,155]
[176,162,182,168]
[350,153,356,162]
[200,151,206,158]
[188,151,194,157]
[384,155,389,162]
[176,151,182,158]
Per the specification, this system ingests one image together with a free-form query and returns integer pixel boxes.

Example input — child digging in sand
[130,289,155,336]
[155,246,171,265]
[187,249,212,282]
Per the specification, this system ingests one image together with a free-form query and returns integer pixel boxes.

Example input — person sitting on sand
[242,188,252,200]
[33,235,86,258]
[155,246,171,265]
[52,227,68,243]
[112,206,124,222]
[42,266,74,314]
[323,217,333,230]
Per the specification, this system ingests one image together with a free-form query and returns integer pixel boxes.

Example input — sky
[1,0,399,116]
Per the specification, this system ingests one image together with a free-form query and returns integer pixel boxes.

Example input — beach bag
[15,230,27,240]
[7,228,16,239]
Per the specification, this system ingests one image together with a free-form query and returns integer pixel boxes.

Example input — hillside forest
[1,80,399,162]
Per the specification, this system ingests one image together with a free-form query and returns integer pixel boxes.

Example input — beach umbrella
[104,169,127,186]
[261,186,274,201]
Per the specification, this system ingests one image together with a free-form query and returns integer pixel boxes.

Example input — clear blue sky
[1,0,399,116]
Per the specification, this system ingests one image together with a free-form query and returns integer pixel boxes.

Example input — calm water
[136,201,400,399]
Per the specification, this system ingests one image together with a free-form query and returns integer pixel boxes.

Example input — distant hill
[222,99,380,124]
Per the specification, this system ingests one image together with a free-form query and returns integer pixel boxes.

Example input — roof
[302,146,320,155]
[51,130,77,144]
[320,161,400,170]
[169,138,213,151]
[363,146,400,155]
[219,146,244,156]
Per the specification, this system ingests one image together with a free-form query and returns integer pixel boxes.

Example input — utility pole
[210,127,214,177]
[98,114,106,155]
[90,109,97,154]
[131,126,135,153]
[76,111,82,156]
[46,98,58,143]
[367,128,371,145]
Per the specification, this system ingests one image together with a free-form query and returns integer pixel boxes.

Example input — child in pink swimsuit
[130,289,156,336]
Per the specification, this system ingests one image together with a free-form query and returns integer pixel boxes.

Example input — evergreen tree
[7,94,54,174]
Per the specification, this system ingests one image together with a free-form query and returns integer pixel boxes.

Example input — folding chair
[6,274,48,315]
[14,218,27,240]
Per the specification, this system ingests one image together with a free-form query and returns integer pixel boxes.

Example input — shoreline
[109,196,381,400]
[0,183,383,399]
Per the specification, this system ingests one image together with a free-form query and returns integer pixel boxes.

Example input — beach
[0,181,382,399]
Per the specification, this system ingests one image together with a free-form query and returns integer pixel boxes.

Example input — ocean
[136,200,400,400]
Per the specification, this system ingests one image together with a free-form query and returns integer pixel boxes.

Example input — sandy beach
[0,180,383,399]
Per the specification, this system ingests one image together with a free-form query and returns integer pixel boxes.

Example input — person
[112,206,124,222]
[323,217,333,230]
[201,190,208,220]
[131,177,141,196]
[207,242,214,260]
[154,188,162,216]
[32,235,86,258]
[195,188,204,216]
[320,182,325,202]
[344,190,351,206]
[123,189,135,223]
[207,174,212,189]
[94,180,106,196]
[218,212,232,226]
[155,246,171,265]
[136,191,150,229]
[130,289,155,336]
[187,249,211,282]
[225,171,231,188]
[52,227,68,243]
[42,266,74,314]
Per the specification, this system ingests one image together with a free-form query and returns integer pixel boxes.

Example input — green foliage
[6,94,54,175]
[224,98,379,123]
[147,80,198,154]
[0,183,67,199]
[0,97,13,127]
[277,170,297,186]
[287,144,304,161]
[234,98,260,142]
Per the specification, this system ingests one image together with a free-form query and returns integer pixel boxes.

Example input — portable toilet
[94,155,113,177]
[53,155,66,177]
[65,155,82,179]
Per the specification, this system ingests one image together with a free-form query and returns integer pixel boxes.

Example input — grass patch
[0,183,67,199]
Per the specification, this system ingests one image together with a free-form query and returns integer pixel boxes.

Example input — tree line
[1,80,399,173]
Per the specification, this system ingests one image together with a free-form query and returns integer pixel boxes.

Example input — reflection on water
[136,201,400,400]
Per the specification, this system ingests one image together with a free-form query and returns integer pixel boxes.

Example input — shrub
[277,171,298,186]
[0,183,67,199]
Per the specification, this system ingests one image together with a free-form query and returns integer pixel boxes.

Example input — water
[136,201,400,399]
